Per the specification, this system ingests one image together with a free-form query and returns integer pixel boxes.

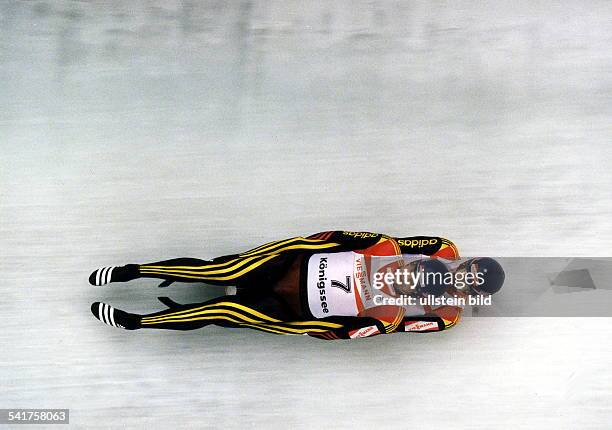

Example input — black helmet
[414,259,449,297]
[460,257,505,295]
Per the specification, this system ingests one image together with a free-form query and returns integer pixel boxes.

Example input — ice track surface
[1,1,612,428]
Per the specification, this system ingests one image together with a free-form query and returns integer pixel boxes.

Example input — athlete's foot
[90,302,140,330]
[89,264,138,286]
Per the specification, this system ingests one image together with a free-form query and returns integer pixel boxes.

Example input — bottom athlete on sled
[89,231,504,340]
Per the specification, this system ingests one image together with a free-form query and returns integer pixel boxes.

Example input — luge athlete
[89,231,504,340]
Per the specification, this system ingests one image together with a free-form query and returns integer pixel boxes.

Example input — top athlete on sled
[89,231,504,340]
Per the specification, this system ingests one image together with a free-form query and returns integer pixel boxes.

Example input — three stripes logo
[92,266,115,286]
[95,303,123,328]
[331,276,352,293]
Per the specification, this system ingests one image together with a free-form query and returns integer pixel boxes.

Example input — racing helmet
[456,257,505,295]
[412,259,449,297]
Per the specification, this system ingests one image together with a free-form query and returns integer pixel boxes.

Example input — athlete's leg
[139,294,297,331]
[88,232,339,287]
[89,254,295,287]
[92,294,295,332]
[91,291,350,337]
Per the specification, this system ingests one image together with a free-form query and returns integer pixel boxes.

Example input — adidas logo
[91,302,138,330]
[90,267,116,286]
[93,302,121,328]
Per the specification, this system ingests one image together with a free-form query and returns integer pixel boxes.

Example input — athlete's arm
[397,315,447,333]
[306,316,388,340]
[307,232,460,259]
[305,304,404,341]
[307,313,449,340]
[309,312,457,340]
